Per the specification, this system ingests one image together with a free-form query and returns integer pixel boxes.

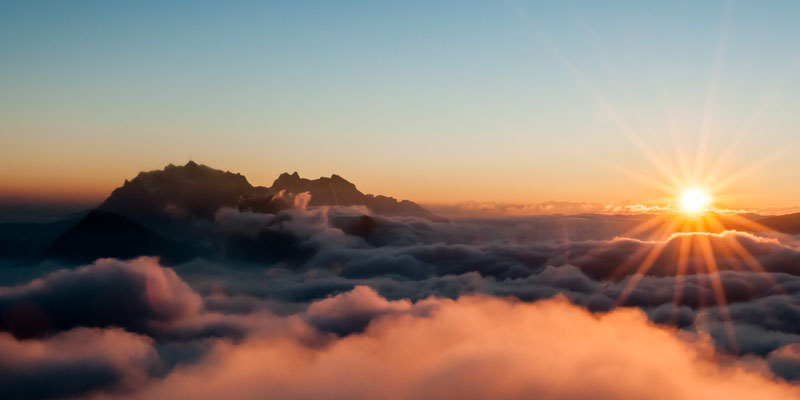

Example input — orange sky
[3,2,800,210]
[0,150,792,212]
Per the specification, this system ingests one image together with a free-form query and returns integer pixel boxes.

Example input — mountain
[751,212,800,234]
[43,210,195,264]
[37,162,445,264]
[707,212,800,235]
[271,172,362,206]
[0,216,84,261]
[99,161,255,222]
[98,161,444,223]
[270,172,447,222]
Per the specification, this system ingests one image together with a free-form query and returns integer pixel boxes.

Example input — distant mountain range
[10,161,444,264]
[751,213,800,234]
[270,171,441,220]
[98,161,444,223]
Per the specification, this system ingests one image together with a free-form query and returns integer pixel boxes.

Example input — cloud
[303,285,437,335]
[425,200,672,218]
[5,205,800,396]
[0,327,158,400]
[0,257,303,342]
[769,344,800,381]
[213,201,366,265]
[169,207,800,375]
[100,295,800,400]
[0,257,202,338]
[230,202,800,285]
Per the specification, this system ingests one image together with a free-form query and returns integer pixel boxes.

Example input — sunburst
[601,162,790,355]
[680,188,711,215]
[512,1,796,355]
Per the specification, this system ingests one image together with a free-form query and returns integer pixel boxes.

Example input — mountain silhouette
[751,212,800,234]
[98,161,444,223]
[44,210,195,264]
[99,161,255,223]
[0,217,81,261]
[270,171,447,222]
[39,161,445,265]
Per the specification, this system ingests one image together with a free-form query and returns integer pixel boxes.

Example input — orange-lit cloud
[0,327,157,398]
[98,290,799,400]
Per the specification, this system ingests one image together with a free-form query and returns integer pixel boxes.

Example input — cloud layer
[102,293,799,400]
[2,202,800,398]
[0,327,157,400]
[0,257,202,338]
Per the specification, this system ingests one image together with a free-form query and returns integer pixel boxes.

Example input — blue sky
[1,1,800,207]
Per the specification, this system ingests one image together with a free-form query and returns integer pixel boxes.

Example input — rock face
[96,161,443,223]
[270,171,447,222]
[99,161,255,222]
[41,161,446,264]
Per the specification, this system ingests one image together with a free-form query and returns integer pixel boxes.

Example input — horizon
[4,159,800,224]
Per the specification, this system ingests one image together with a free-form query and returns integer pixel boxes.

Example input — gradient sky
[2,1,800,208]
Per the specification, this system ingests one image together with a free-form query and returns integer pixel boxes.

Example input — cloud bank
[3,200,800,398]
[0,327,157,400]
[0,257,202,338]
[99,292,799,400]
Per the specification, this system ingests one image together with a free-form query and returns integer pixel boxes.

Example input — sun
[680,188,711,214]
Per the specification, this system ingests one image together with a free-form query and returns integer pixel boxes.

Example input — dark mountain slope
[99,161,255,222]
[752,212,800,234]
[0,217,82,260]
[271,172,447,222]
[44,210,194,264]
[97,162,444,224]
[39,162,445,265]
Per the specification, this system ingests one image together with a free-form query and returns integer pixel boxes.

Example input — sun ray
[670,233,693,324]
[694,2,730,182]
[695,223,739,353]
[619,214,674,239]
[703,219,800,316]
[710,145,796,194]
[653,69,693,184]
[606,161,680,195]
[514,2,793,356]
[704,217,780,278]
[570,214,667,263]
[703,58,800,188]
[611,222,674,278]
[613,243,666,307]
[721,213,796,243]
[613,217,682,306]
[511,3,686,190]
[702,100,771,188]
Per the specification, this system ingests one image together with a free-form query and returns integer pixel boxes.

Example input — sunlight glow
[680,189,711,214]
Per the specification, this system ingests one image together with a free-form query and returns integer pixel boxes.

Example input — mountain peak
[100,162,254,221]
[96,162,445,224]
[41,162,447,264]
[268,171,445,221]
[330,174,350,183]
[272,171,309,192]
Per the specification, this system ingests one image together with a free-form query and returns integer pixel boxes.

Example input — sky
[2,1,800,208]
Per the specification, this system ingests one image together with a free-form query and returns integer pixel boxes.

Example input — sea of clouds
[2,199,800,399]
